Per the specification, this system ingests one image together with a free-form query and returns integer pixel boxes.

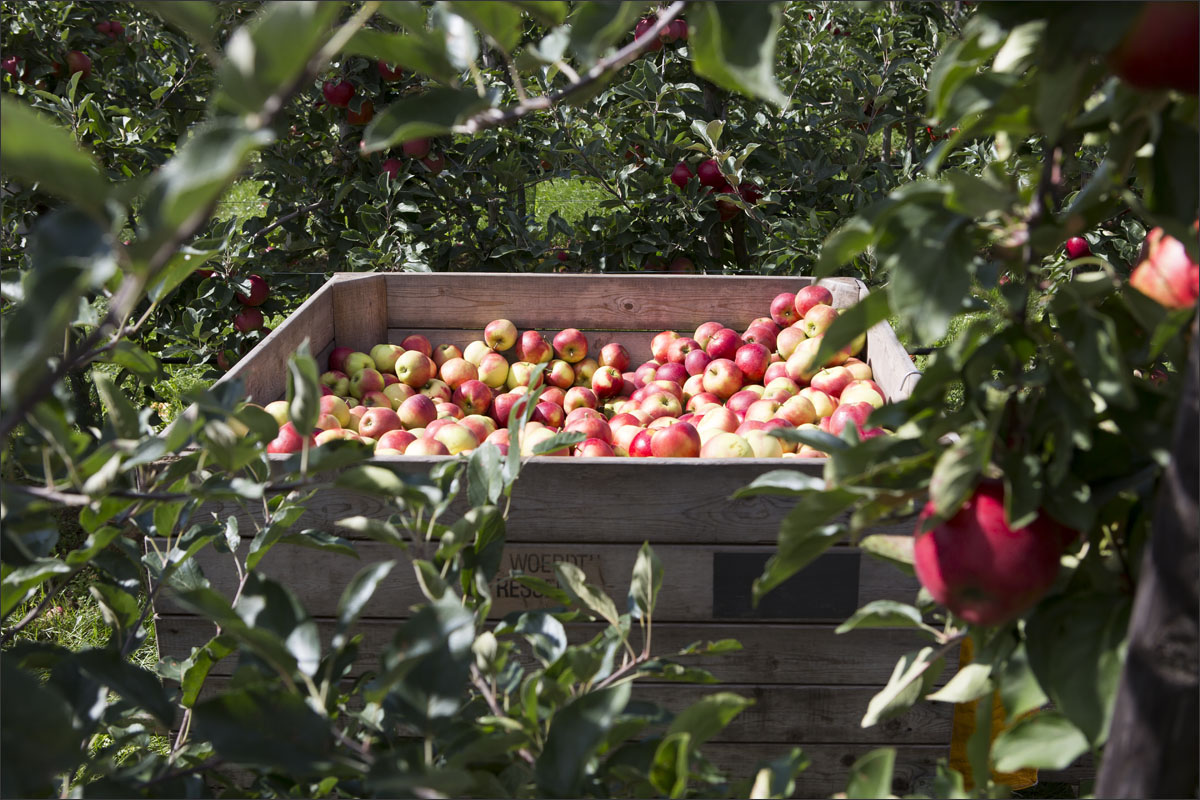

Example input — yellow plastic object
[948,637,1038,791]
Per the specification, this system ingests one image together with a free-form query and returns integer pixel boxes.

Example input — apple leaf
[843,747,897,800]
[648,731,691,798]
[335,516,407,548]
[285,340,320,440]
[555,562,621,631]
[192,687,335,774]
[835,600,929,635]
[0,100,109,219]
[733,469,825,498]
[861,646,944,728]
[690,1,787,109]
[140,1,218,52]
[817,218,875,277]
[749,747,811,800]
[345,29,460,85]
[628,541,662,619]
[361,88,497,153]
[509,1,568,26]
[858,534,916,576]
[495,611,568,665]
[926,661,994,704]
[767,426,848,454]
[813,288,892,369]
[566,1,647,68]
[665,691,752,747]
[535,682,631,797]
[1025,590,1131,746]
[752,488,857,604]
[991,711,1090,772]
[92,371,143,439]
[467,442,504,507]
[333,561,395,648]
[531,431,585,456]
[929,427,990,519]
[447,1,523,53]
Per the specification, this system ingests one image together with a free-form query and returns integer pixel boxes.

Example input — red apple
[599,342,631,372]
[634,361,659,388]
[628,429,655,458]
[402,137,431,159]
[544,359,575,390]
[699,431,754,458]
[347,99,374,125]
[696,158,724,188]
[828,401,876,438]
[490,391,523,427]
[531,401,564,428]
[406,437,451,456]
[770,292,799,326]
[1129,227,1200,310]
[1108,1,1199,94]
[794,285,834,318]
[438,357,478,390]
[234,307,264,333]
[705,328,744,361]
[564,386,599,413]
[236,274,269,306]
[573,357,600,386]
[64,50,92,80]
[552,328,589,363]
[377,61,404,81]
[383,382,417,409]
[667,336,702,364]
[358,407,403,439]
[267,422,315,454]
[1065,236,1092,260]
[654,362,688,385]
[398,393,437,429]
[516,330,552,364]
[743,323,778,353]
[576,438,616,457]
[328,346,354,373]
[375,429,417,454]
[914,482,1070,626]
[381,157,403,180]
[400,334,433,357]
[669,161,693,189]
[667,256,695,273]
[682,348,713,377]
[651,421,701,457]
[395,350,435,387]
[565,415,613,445]
[802,303,840,338]
[810,366,855,399]
[322,79,354,107]
[776,326,807,359]
[421,152,446,174]
[702,358,744,400]
[452,379,493,416]
[349,368,386,399]
[650,330,680,363]
[763,362,790,385]
[733,342,771,384]
[693,321,724,349]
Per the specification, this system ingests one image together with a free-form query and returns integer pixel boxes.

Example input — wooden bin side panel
[373,273,861,331]
[217,278,338,404]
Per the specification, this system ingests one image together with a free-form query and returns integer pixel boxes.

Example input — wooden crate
[159,272,946,795]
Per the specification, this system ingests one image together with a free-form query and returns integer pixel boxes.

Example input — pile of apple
[263,284,890,458]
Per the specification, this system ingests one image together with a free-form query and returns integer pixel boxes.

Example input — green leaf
[75,649,175,726]
[1025,590,1131,746]
[996,642,1048,724]
[1146,118,1200,222]
[767,426,849,453]
[334,561,395,647]
[733,469,825,498]
[649,731,691,799]
[858,534,915,576]
[278,529,357,559]
[749,747,811,800]
[0,660,84,798]
[628,541,662,619]
[929,429,989,518]
[215,1,342,115]
[467,442,504,507]
[343,29,459,84]
[991,711,1090,772]
[192,687,335,774]
[146,240,227,303]
[536,682,632,797]
[690,1,787,107]
[862,647,944,727]
[511,1,568,26]
[882,204,975,345]
[813,289,891,369]
[844,747,897,799]
[567,2,646,67]
[835,600,927,634]
[817,218,875,276]
[666,691,752,747]
[361,88,494,153]
[531,430,586,456]
[286,340,321,437]
[106,341,162,382]
[556,562,621,629]
[370,596,475,722]
[448,1,522,51]
[926,661,993,704]
[753,490,857,602]
[336,465,409,496]
[0,99,108,218]
[92,373,141,439]
[141,120,274,242]
[336,515,407,547]
[2,559,71,618]
[141,1,218,51]
[89,582,141,638]
[498,611,567,665]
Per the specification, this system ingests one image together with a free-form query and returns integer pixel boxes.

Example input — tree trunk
[1095,315,1199,799]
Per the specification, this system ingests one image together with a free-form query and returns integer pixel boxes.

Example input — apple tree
[744,2,1198,794]
[1,3,822,797]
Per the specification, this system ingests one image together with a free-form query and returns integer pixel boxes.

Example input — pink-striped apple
[319,395,351,427]
[398,394,437,429]
[434,422,478,454]
[743,324,777,352]
[564,386,598,412]
[343,352,376,376]
[744,398,783,423]
[840,380,886,409]
[358,407,403,440]
[786,337,825,383]
[350,368,386,399]
[506,362,544,390]
[629,429,654,457]
[705,328,744,360]
[320,370,350,396]
[641,392,682,421]
[484,319,518,351]
[702,358,744,399]
[370,344,404,374]
[346,405,369,432]
[770,292,799,326]
[532,401,564,428]
[684,348,713,376]
[651,421,700,457]
[516,331,552,364]
[700,431,754,458]
[406,437,450,456]
[654,362,688,385]
[798,387,836,418]
[613,423,645,456]
[545,359,575,390]
[667,336,702,364]
[734,342,771,384]
[599,343,630,372]
[810,366,855,399]
[439,357,478,390]
[745,428,785,458]
[401,334,433,357]
[395,350,435,387]
[566,415,612,444]
[329,346,354,373]
[573,357,599,386]
[383,382,417,409]
[576,438,616,457]
[462,340,492,366]
[794,285,833,318]
[592,366,623,399]
[453,379,493,415]
[376,429,417,454]
[802,304,839,338]
[763,376,801,401]
[433,344,463,368]
[694,321,724,349]
[436,402,464,420]
[829,402,875,437]
[697,406,740,435]
[420,379,452,404]
[776,394,818,426]
[650,330,680,363]
[361,391,392,408]
[776,326,807,359]
[552,328,589,363]
[477,351,509,388]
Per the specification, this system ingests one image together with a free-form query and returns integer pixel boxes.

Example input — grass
[533,177,610,228]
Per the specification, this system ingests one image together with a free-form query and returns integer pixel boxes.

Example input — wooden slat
[331,273,389,354]
[373,273,862,331]
[160,541,921,621]
[217,277,337,404]
[704,743,947,795]
[154,616,949,685]
[190,459,916,544]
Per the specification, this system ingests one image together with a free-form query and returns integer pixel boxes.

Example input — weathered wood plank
[703,743,946,795]
[331,273,389,354]
[189,458,917,544]
[376,273,863,331]
[155,616,949,686]
[217,277,337,404]
[160,541,921,621]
